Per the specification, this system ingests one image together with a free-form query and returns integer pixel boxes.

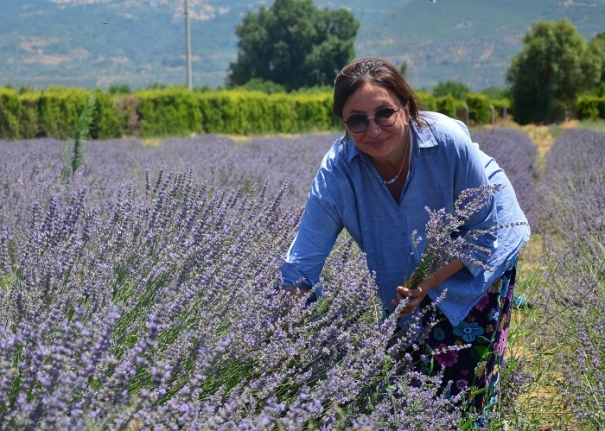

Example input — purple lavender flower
[0,132,540,429]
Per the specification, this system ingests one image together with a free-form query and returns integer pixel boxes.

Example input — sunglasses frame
[343,103,404,133]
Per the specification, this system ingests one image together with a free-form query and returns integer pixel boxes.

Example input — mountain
[1,0,604,92]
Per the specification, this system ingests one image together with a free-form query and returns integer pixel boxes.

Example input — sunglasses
[343,103,404,133]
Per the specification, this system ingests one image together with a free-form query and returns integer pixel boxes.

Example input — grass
[504,245,572,430]
[575,118,605,132]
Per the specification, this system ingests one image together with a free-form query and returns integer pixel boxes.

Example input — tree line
[224,0,605,125]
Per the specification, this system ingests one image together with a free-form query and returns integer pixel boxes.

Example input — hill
[1,0,604,91]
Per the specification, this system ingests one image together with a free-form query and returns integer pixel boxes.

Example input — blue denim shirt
[281,112,530,327]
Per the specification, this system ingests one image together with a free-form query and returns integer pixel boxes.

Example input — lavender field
[0,128,603,430]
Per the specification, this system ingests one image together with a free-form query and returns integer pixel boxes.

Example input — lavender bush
[472,129,540,232]
[0,134,480,429]
[536,129,605,429]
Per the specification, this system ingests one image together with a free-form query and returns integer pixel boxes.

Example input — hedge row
[0,86,513,140]
[0,87,123,140]
[0,87,344,140]
[576,96,605,120]
[417,92,510,125]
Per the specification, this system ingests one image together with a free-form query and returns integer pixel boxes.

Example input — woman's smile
[365,137,388,148]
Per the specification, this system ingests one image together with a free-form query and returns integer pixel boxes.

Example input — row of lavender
[477,128,605,428]
[537,129,605,428]
[0,126,593,429]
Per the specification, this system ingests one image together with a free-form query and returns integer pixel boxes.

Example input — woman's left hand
[391,281,431,318]
[391,260,465,318]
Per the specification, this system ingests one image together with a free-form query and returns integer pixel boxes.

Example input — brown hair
[333,57,427,127]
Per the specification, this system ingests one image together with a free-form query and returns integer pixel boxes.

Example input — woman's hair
[333,57,427,128]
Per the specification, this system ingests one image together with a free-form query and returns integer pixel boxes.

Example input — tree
[226,0,359,91]
[588,32,605,87]
[480,86,509,100]
[506,19,600,125]
[238,77,286,94]
[432,80,470,100]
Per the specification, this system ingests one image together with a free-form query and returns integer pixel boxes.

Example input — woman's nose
[366,118,383,135]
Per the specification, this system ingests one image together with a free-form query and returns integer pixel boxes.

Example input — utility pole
[185,0,192,90]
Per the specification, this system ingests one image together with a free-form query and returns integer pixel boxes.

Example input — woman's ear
[402,103,411,126]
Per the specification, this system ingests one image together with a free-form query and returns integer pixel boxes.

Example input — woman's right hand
[392,282,430,317]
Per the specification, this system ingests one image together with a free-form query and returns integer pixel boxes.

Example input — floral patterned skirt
[412,260,517,416]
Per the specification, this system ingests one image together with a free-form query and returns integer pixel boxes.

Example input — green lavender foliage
[60,95,96,183]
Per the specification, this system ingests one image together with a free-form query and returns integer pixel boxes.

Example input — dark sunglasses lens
[346,115,368,133]
[375,108,397,127]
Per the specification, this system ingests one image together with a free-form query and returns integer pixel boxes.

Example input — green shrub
[198,92,227,134]
[18,92,40,139]
[237,78,286,95]
[38,88,91,139]
[599,98,605,119]
[238,91,273,134]
[466,93,491,124]
[577,96,605,120]
[203,91,254,135]
[268,94,295,133]
[108,84,132,96]
[91,90,124,139]
[322,93,341,130]
[199,91,336,135]
[136,88,204,137]
[0,88,21,139]
[435,95,456,118]
[292,93,337,133]
[4,86,350,139]
[416,91,436,111]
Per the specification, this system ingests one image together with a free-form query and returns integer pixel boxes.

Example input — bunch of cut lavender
[406,184,501,290]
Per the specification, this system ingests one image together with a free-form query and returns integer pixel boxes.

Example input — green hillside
[1,0,603,91]
[355,0,605,90]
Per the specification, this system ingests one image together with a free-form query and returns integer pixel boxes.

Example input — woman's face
[341,83,409,164]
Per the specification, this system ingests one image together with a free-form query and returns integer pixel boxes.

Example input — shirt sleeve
[280,162,344,291]
[451,121,499,277]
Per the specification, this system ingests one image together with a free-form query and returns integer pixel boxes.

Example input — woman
[280,58,530,416]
